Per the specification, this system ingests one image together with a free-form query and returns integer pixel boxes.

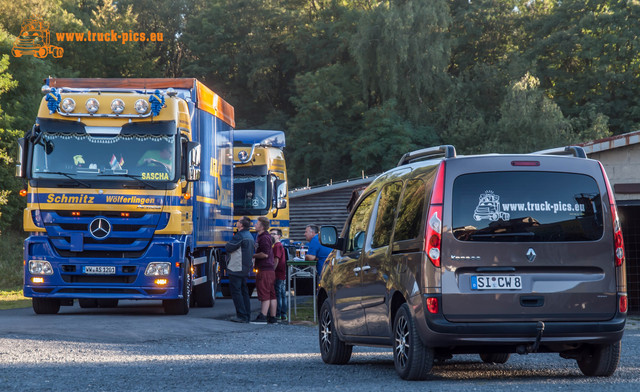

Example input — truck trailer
[16,78,235,315]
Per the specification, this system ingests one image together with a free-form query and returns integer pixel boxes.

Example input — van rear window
[452,172,603,242]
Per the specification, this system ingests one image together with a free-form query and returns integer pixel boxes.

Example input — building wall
[589,143,640,202]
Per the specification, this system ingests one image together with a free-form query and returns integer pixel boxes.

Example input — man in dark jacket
[225,216,255,323]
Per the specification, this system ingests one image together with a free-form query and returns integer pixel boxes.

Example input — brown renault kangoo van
[317,145,627,380]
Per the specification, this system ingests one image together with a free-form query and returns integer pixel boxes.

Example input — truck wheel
[163,260,192,315]
[577,341,621,377]
[35,47,47,58]
[480,352,510,364]
[79,299,98,308]
[393,303,434,380]
[194,250,216,308]
[32,298,61,314]
[319,301,352,364]
[53,47,63,58]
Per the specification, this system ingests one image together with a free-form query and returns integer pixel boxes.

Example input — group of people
[224,217,330,324]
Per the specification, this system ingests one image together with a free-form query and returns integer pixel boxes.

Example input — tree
[350,0,452,123]
[0,54,25,232]
[490,72,573,153]
[527,0,640,134]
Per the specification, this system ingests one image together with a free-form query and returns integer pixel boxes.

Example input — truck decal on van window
[474,191,589,222]
[473,191,510,222]
[501,201,586,214]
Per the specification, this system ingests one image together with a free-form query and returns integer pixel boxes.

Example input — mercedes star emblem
[89,217,111,239]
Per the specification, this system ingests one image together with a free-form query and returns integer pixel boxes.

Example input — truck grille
[41,210,169,253]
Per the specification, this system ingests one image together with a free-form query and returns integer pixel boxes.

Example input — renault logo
[526,248,536,262]
[89,218,111,239]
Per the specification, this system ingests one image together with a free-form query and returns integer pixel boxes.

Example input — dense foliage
[1,0,638,231]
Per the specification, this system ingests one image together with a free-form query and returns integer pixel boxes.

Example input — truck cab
[218,130,289,296]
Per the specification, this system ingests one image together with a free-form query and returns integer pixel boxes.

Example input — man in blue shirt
[304,224,332,275]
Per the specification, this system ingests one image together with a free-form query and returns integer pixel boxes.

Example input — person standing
[270,228,287,322]
[252,217,277,324]
[305,224,332,276]
[225,216,255,323]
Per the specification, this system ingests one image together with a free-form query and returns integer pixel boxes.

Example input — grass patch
[289,296,317,325]
[0,228,24,290]
[0,289,30,310]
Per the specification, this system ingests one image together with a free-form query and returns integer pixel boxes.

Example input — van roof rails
[397,145,456,166]
[532,146,587,159]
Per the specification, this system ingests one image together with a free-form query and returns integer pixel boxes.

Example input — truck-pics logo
[473,191,510,222]
[12,17,63,59]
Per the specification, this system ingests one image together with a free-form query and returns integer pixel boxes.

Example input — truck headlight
[134,99,149,114]
[86,98,99,114]
[111,99,125,114]
[29,260,53,275]
[145,262,171,276]
[61,98,76,113]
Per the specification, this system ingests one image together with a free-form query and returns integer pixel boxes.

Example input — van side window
[345,191,377,253]
[393,179,427,242]
[372,181,403,248]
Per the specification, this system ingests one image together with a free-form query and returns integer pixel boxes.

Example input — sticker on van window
[473,190,588,222]
[473,191,510,222]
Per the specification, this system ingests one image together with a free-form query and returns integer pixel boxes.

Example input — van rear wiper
[470,232,535,239]
[99,173,159,189]
[42,171,91,188]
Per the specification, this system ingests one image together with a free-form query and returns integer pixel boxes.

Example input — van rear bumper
[411,296,626,348]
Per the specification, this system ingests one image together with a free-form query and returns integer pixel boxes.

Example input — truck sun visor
[36,118,176,136]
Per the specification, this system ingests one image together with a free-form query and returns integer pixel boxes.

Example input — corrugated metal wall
[288,178,374,242]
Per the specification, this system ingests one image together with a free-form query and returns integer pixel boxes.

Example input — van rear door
[440,156,617,322]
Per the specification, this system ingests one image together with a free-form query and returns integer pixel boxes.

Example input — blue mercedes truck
[16,78,235,314]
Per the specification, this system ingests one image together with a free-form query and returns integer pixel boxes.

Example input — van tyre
[32,298,61,314]
[577,341,621,377]
[163,260,192,315]
[393,304,434,380]
[480,352,510,364]
[319,301,352,365]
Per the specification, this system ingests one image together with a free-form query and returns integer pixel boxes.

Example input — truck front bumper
[23,235,186,300]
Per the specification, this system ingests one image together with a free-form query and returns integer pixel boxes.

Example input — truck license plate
[83,266,116,275]
[471,275,522,290]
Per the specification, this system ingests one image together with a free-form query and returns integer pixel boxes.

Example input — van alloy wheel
[392,303,434,380]
[394,314,410,369]
[318,301,352,364]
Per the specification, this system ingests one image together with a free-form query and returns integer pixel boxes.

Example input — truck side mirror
[275,179,287,209]
[15,138,26,178]
[185,141,201,181]
[320,226,345,251]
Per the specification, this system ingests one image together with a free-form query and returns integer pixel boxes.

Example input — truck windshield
[234,173,269,214]
[32,132,176,183]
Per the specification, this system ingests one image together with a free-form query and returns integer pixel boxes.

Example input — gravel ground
[0,303,638,392]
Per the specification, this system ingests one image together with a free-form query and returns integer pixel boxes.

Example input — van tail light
[599,163,625,267]
[619,294,628,313]
[425,161,445,267]
[426,297,439,314]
